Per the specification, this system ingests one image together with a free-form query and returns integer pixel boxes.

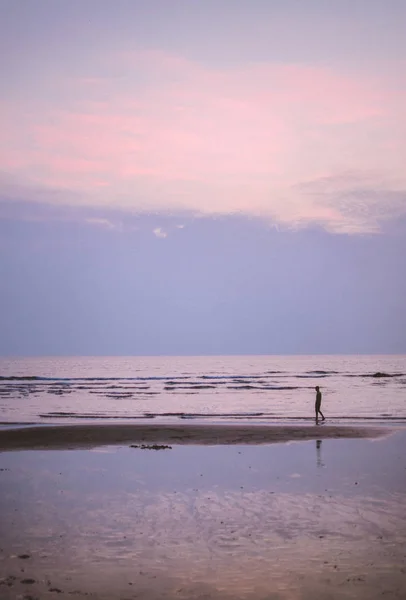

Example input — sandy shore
[1,429,406,599]
[0,422,389,451]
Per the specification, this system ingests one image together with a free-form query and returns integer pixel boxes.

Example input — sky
[1,0,405,356]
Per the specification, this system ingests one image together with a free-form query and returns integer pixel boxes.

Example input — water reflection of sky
[0,432,405,599]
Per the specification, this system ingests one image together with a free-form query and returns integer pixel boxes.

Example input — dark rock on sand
[0,574,17,586]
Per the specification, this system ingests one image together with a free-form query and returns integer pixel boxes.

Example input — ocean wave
[36,411,406,422]
[0,372,312,383]
[226,385,299,391]
[296,374,329,378]
[305,370,339,375]
[0,375,191,382]
[2,371,403,383]
[164,384,217,390]
[345,372,404,378]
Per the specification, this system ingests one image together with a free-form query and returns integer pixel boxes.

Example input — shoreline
[0,422,390,451]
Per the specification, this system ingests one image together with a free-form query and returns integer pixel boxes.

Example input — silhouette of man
[315,386,325,424]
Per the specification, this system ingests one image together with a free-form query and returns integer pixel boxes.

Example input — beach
[1,423,406,599]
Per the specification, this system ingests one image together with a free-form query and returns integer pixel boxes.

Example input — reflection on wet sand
[316,439,325,468]
[1,434,406,599]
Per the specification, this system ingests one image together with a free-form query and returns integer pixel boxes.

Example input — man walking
[315,386,325,424]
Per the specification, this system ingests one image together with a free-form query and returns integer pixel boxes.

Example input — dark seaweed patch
[130,444,172,450]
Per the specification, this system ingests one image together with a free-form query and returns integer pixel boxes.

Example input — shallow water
[0,431,405,599]
[0,355,405,425]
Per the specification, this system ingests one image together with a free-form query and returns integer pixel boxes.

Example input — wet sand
[1,427,405,599]
[0,422,388,451]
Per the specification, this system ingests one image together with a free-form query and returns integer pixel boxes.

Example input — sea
[0,355,405,426]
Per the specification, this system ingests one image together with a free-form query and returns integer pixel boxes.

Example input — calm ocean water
[0,355,405,425]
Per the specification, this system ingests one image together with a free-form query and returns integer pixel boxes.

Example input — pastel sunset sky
[1,0,405,355]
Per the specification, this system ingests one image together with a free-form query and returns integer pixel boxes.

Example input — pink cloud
[1,52,405,231]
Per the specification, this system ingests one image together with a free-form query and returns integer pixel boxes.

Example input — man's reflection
[316,439,324,468]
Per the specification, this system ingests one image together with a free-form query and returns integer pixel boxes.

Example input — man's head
[315,386,320,391]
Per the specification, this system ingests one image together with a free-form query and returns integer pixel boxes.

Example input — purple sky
[1,1,405,355]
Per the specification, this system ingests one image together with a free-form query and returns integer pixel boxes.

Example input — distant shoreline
[0,423,390,451]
